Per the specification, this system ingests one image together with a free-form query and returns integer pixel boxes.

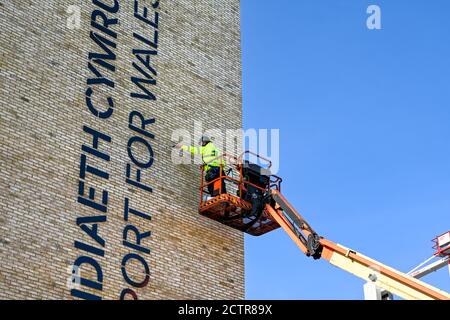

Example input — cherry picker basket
[199,151,282,236]
[433,231,450,257]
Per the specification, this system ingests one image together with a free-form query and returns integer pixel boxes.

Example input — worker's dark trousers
[246,187,263,218]
[205,166,226,196]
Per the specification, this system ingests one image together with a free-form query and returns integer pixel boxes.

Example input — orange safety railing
[199,152,282,207]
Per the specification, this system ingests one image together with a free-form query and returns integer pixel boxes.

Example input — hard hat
[199,135,211,144]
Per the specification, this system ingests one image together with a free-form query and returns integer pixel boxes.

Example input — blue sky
[241,0,450,299]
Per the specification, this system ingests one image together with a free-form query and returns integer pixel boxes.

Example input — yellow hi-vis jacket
[181,142,225,172]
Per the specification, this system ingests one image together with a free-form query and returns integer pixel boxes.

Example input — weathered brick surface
[0,0,243,299]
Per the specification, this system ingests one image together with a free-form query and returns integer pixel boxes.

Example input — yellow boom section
[266,190,450,300]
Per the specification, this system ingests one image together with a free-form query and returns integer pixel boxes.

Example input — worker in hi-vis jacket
[175,135,226,197]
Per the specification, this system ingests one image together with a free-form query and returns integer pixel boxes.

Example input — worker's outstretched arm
[179,145,199,155]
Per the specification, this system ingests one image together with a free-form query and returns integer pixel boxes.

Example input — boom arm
[265,190,450,300]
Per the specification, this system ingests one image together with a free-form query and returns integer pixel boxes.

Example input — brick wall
[0,0,244,299]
